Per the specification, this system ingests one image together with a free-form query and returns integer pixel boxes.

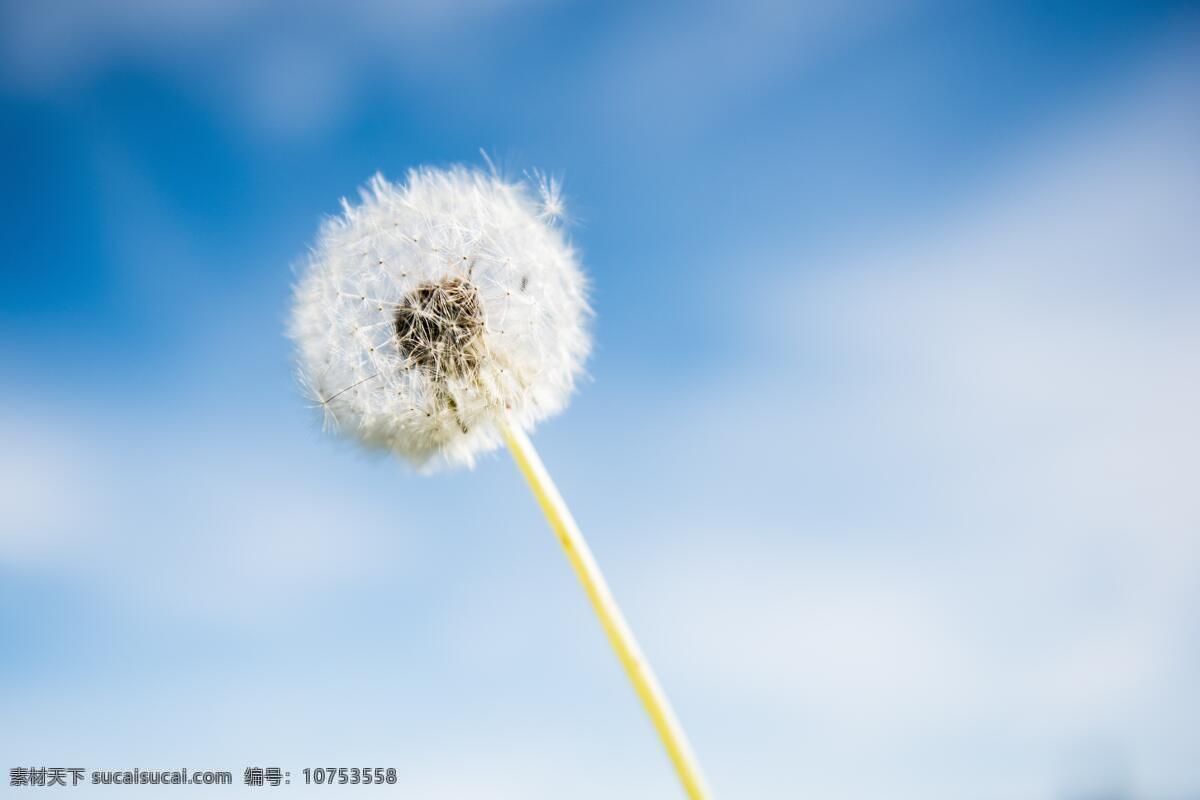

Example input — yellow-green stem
[501,422,712,799]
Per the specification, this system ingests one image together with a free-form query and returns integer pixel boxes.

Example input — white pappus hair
[289,166,591,470]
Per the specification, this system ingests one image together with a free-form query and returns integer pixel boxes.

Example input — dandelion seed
[534,170,566,222]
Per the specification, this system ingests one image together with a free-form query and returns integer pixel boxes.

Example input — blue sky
[2,1,1199,798]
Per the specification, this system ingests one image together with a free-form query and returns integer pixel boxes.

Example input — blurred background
[2,1,1199,797]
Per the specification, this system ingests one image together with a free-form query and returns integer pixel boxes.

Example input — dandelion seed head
[289,166,590,470]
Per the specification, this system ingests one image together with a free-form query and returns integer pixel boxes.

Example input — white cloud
[0,0,560,140]
[613,41,1200,799]
[0,402,427,625]
[593,0,920,135]
[0,412,107,564]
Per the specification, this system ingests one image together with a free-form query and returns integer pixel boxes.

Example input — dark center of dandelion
[393,278,485,378]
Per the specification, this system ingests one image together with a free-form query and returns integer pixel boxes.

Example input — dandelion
[289,165,711,798]
[290,166,589,469]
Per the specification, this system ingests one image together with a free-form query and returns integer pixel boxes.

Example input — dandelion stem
[501,422,712,799]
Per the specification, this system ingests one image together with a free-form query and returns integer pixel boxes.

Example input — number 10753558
[302,767,397,785]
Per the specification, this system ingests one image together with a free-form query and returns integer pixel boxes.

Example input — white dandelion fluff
[287,162,711,798]
[289,166,590,469]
